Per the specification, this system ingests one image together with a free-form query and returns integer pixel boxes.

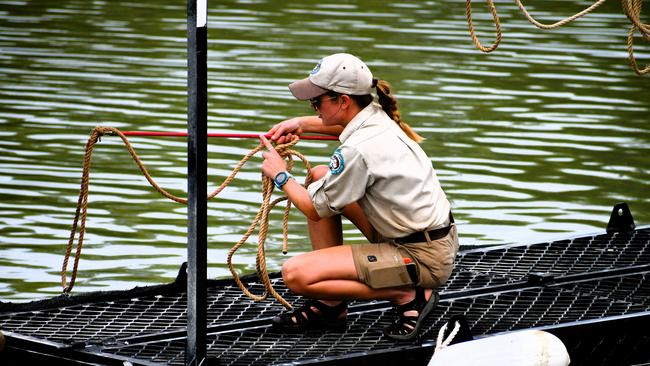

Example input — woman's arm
[280,179,321,221]
[268,116,343,144]
[298,116,344,135]
[259,135,322,221]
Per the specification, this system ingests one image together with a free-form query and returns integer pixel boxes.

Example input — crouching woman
[260,53,458,340]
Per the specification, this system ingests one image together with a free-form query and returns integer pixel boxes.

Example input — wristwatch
[273,171,293,190]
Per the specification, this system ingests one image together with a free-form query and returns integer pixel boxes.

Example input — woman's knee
[281,257,308,294]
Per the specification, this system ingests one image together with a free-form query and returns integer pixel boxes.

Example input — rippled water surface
[0,0,648,301]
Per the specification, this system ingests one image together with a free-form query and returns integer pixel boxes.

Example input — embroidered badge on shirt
[329,148,345,175]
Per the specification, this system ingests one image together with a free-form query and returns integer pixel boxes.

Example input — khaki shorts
[351,225,459,289]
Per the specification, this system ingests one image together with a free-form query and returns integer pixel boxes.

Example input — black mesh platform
[2,226,649,365]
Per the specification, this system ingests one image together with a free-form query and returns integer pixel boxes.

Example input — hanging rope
[61,126,310,309]
[225,142,313,310]
[622,0,650,36]
[623,0,650,75]
[465,0,649,75]
[514,0,608,29]
[466,0,503,53]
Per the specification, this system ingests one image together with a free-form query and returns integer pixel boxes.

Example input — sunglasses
[309,95,339,110]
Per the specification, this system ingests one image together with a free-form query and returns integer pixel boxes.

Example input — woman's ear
[340,94,352,109]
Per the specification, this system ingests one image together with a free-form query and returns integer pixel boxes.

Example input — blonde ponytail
[374,79,424,143]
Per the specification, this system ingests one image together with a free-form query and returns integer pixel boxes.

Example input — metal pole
[186,0,208,365]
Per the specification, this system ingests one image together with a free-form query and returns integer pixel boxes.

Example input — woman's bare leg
[299,166,431,308]
[282,245,430,306]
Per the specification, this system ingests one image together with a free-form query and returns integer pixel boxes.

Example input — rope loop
[623,0,650,75]
[62,126,190,293]
[226,137,310,309]
[435,320,461,353]
[61,127,310,309]
[466,0,502,53]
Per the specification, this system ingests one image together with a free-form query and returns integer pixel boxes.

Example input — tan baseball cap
[288,53,374,100]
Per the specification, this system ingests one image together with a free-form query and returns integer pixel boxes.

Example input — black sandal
[272,300,348,331]
[384,288,439,341]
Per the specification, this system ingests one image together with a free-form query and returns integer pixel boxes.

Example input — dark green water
[0,0,648,301]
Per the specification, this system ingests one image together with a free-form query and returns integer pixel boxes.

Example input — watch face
[275,171,288,185]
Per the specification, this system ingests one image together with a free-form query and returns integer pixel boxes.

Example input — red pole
[120,131,338,141]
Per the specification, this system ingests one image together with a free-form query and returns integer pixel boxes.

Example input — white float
[428,328,570,366]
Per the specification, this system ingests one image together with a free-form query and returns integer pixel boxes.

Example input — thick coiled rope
[61,126,310,309]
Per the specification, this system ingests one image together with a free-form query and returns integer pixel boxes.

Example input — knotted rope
[61,126,310,309]
[466,0,649,75]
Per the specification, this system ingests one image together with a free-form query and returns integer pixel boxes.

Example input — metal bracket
[606,202,636,234]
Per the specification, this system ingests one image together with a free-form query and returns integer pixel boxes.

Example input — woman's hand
[259,136,321,221]
[267,117,305,144]
[259,135,288,179]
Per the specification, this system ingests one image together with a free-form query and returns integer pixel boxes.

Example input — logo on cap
[310,59,323,75]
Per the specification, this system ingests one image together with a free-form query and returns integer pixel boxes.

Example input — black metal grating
[446,229,650,293]
[1,226,649,365]
[0,281,292,345]
[558,273,650,307]
[105,274,650,365]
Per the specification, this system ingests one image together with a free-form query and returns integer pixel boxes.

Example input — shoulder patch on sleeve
[329,148,345,175]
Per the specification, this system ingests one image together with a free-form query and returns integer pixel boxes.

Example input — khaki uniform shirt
[307,103,451,239]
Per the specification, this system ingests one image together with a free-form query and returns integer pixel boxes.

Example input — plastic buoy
[429,330,570,366]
